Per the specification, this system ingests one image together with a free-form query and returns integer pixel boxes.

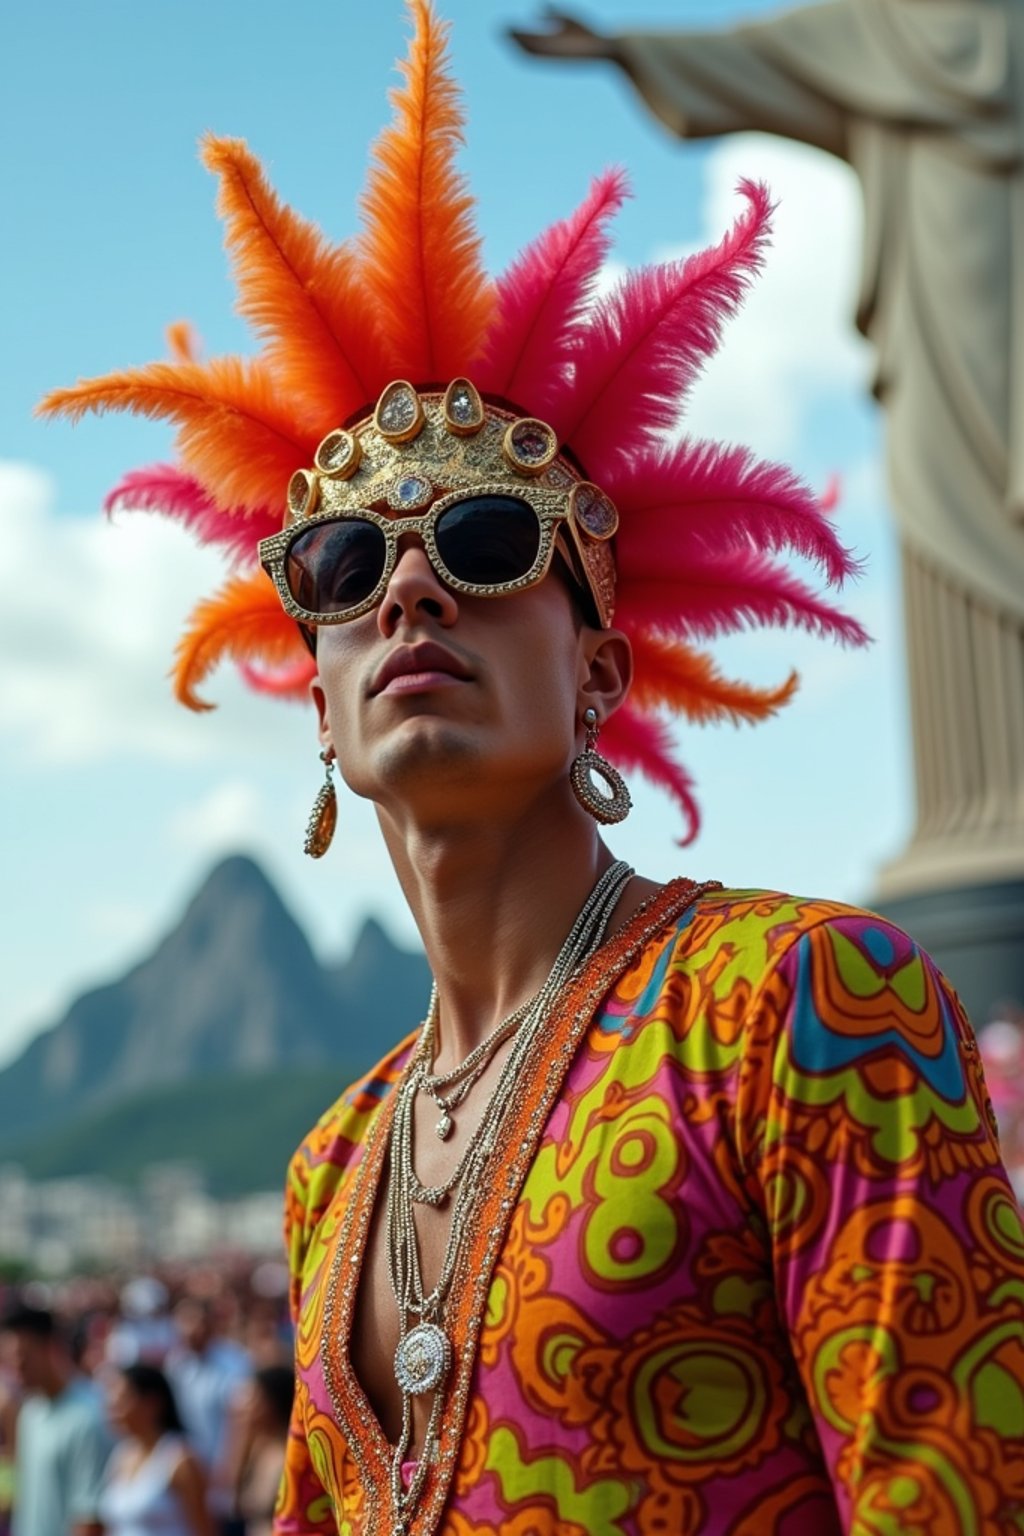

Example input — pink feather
[476,168,629,414]
[616,544,870,643]
[549,180,773,474]
[238,658,316,697]
[103,464,279,563]
[600,703,700,846]
[819,473,841,513]
[608,439,861,588]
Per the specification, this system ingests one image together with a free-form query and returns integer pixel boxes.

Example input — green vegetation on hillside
[6,1068,362,1196]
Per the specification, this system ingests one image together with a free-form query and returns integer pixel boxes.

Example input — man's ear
[578,625,633,725]
[310,675,333,752]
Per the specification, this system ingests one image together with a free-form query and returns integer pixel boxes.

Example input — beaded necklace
[383,860,634,1527]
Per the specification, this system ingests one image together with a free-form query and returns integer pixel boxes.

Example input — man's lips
[370,642,473,696]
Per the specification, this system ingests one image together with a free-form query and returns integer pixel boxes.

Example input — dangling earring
[304,748,337,858]
[570,708,632,824]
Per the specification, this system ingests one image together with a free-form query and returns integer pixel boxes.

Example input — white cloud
[661,135,873,459]
[166,780,272,858]
[0,462,301,767]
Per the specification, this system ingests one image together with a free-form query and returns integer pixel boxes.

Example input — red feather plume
[40,3,871,843]
[626,629,798,724]
[549,180,773,476]
[608,438,860,589]
[40,356,317,513]
[359,0,495,379]
[173,569,311,711]
[477,168,629,414]
[202,135,389,425]
[166,321,200,363]
[239,658,317,698]
[600,703,701,845]
[103,464,277,563]
[616,544,869,644]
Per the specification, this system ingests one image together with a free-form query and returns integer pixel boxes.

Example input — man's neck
[378,787,657,1066]
[38,1363,73,1401]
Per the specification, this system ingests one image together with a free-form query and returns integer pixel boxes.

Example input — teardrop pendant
[435,1111,453,1140]
[304,752,337,858]
[443,377,484,436]
[374,381,425,443]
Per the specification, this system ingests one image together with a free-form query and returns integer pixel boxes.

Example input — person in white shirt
[164,1300,250,1519]
[0,1302,108,1536]
[100,1364,212,1536]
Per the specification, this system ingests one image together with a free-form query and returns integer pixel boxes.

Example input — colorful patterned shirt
[275,881,1024,1536]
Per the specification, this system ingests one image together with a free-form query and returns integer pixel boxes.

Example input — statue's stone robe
[616,1,1024,888]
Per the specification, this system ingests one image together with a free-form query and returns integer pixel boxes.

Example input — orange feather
[202,134,390,425]
[173,569,308,711]
[359,0,495,380]
[627,628,799,724]
[39,356,316,513]
[166,321,200,363]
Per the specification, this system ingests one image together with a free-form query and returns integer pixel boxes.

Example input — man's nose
[377,538,460,636]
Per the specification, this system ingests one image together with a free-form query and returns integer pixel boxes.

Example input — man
[165,1296,251,1520]
[42,3,1024,1532]
[0,1304,108,1536]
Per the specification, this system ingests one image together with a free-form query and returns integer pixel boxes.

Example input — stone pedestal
[874,545,1024,1023]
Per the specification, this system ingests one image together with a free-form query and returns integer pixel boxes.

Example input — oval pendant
[394,1322,452,1396]
[569,750,632,825]
[502,416,559,476]
[314,428,362,480]
[286,467,319,521]
[304,780,337,859]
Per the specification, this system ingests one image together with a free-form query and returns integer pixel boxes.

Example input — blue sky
[0,0,907,1066]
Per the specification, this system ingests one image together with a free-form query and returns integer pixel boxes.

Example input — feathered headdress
[40,0,865,843]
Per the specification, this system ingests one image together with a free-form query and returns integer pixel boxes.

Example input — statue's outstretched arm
[507,9,612,62]
[509,4,849,161]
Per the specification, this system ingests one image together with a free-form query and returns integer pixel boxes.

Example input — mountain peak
[188,853,283,910]
[0,854,431,1153]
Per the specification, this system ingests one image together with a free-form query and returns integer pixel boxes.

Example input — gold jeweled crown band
[280,377,619,627]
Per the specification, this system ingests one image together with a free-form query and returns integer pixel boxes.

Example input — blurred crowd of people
[0,1258,294,1536]
[980,1011,1024,1201]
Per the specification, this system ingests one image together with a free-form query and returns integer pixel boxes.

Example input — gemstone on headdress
[502,417,558,477]
[571,482,619,541]
[443,377,484,436]
[386,474,434,511]
[314,428,362,480]
[286,468,319,521]
[544,464,574,489]
[374,380,425,443]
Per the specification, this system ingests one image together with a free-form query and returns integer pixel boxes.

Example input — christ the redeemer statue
[513,2,1024,907]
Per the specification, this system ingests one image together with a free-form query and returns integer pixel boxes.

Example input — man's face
[174,1299,212,1353]
[3,1329,52,1393]
[312,534,604,825]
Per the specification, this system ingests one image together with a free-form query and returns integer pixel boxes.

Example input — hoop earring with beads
[569,708,631,824]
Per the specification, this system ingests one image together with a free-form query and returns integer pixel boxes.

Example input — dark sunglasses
[257,486,578,625]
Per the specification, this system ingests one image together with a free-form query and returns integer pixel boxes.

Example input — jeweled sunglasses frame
[258,482,579,626]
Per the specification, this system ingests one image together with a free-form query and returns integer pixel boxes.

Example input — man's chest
[325,1019,775,1451]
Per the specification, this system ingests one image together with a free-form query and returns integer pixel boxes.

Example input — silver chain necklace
[418,992,532,1139]
[383,860,634,1528]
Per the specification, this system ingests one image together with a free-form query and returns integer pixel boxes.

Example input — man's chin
[369,717,484,791]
